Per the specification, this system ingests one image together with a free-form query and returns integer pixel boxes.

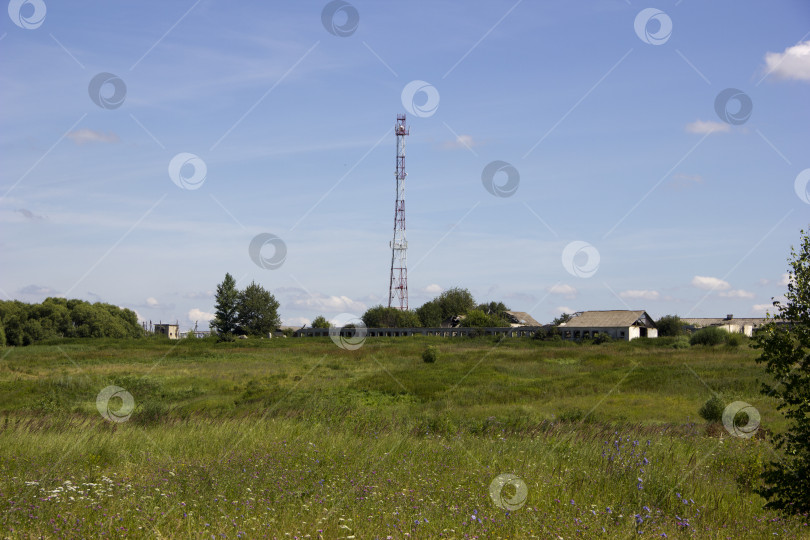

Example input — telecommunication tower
[388,114,409,310]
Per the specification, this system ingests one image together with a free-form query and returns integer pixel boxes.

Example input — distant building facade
[559,310,658,341]
[154,323,179,339]
[681,315,767,337]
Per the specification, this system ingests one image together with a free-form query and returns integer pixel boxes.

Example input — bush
[422,345,438,363]
[656,315,686,337]
[673,336,690,349]
[217,332,236,343]
[724,332,746,347]
[699,395,724,423]
[690,326,727,346]
[593,333,612,345]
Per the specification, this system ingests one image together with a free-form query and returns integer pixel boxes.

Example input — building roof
[681,317,767,327]
[504,311,541,326]
[560,310,655,328]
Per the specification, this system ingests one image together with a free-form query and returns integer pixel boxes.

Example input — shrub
[593,333,612,345]
[217,332,236,343]
[724,332,746,347]
[690,326,727,346]
[699,395,724,423]
[422,345,438,363]
[656,314,686,336]
[672,336,690,349]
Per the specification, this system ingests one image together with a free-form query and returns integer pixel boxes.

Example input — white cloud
[554,306,574,315]
[282,317,311,328]
[422,284,443,295]
[184,290,214,299]
[685,120,731,134]
[779,273,792,286]
[146,297,159,307]
[291,294,367,314]
[752,303,772,314]
[442,134,478,150]
[188,308,215,322]
[18,284,60,296]
[548,284,577,298]
[719,289,755,299]
[763,40,810,81]
[67,128,120,145]
[691,276,731,291]
[619,289,660,300]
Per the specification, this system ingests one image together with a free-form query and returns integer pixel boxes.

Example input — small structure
[440,315,464,328]
[154,323,179,340]
[559,310,657,341]
[681,315,767,337]
[504,311,541,327]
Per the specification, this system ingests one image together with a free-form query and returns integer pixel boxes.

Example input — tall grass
[0,337,805,538]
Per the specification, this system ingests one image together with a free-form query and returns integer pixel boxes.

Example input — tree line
[0,298,142,346]
[308,287,514,329]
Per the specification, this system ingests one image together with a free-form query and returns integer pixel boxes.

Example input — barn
[558,310,658,341]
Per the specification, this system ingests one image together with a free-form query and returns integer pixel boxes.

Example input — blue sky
[1,0,808,330]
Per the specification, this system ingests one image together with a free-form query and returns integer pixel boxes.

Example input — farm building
[559,310,657,341]
[681,315,767,337]
[154,323,179,339]
[504,311,541,327]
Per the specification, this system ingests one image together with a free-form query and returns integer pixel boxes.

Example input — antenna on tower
[388,114,409,311]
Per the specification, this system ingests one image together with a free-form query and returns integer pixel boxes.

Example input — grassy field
[0,336,807,538]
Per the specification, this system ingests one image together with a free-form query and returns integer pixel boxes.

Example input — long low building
[681,315,767,337]
[295,326,544,338]
[558,310,658,341]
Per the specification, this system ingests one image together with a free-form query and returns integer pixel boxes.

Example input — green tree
[212,273,239,336]
[754,228,810,513]
[657,315,685,337]
[476,301,509,319]
[311,315,330,328]
[236,281,280,336]
[362,305,422,328]
[460,309,509,328]
[552,313,573,326]
[416,300,442,327]
[436,287,475,319]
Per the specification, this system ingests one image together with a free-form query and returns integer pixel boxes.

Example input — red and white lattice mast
[388,114,409,310]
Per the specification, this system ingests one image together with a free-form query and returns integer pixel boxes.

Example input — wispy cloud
[685,120,730,134]
[441,134,479,150]
[18,284,60,296]
[16,208,46,221]
[188,308,215,322]
[619,289,660,300]
[691,276,731,291]
[547,283,577,298]
[67,128,120,145]
[718,289,755,299]
[763,40,810,81]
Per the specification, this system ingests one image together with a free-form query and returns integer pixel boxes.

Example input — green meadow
[0,336,806,538]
